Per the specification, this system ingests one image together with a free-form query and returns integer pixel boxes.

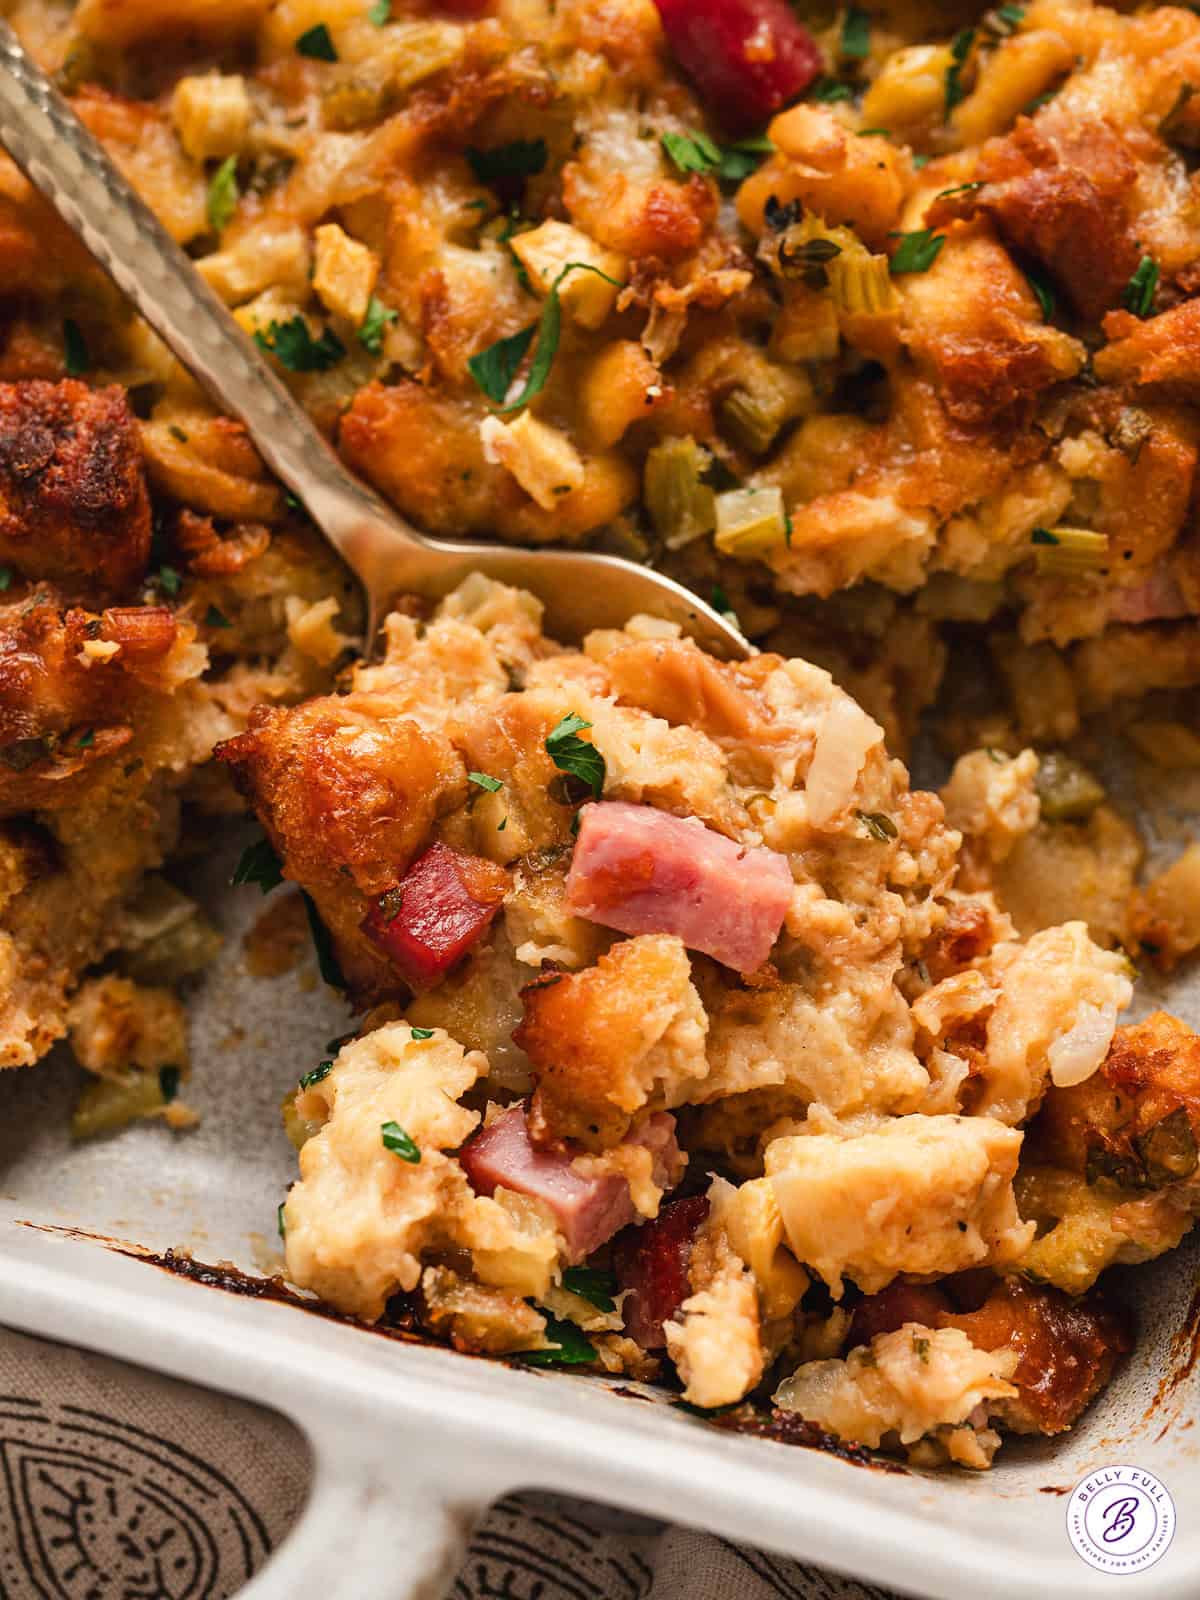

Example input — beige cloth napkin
[0,1324,894,1600]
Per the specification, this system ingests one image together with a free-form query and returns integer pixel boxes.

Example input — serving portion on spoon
[0,22,748,660]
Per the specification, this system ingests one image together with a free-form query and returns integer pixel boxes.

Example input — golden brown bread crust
[0,381,151,600]
[942,1278,1133,1436]
[1028,1011,1200,1189]
[217,696,468,996]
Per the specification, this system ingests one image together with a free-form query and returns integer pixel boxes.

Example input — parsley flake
[358,294,398,354]
[810,76,854,103]
[1124,255,1159,318]
[410,1027,434,1040]
[945,28,975,115]
[984,3,1025,36]
[913,1335,931,1363]
[468,262,622,412]
[936,181,983,199]
[857,810,899,842]
[661,129,721,175]
[232,833,284,892]
[63,318,89,376]
[840,5,871,59]
[468,770,504,792]
[1025,267,1056,320]
[381,1119,421,1162]
[157,564,182,596]
[517,1315,596,1367]
[300,1061,333,1089]
[206,155,239,233]
[77,728,95,748]
[368,0,390,20]
[204,604,232,628]
[716,136,774,183]
[889,228,946,274]
[561,1266,617,1313]
[296,22,337,59]
[159,1065,181,1103]
[467,139,547,185]
[545,711,605,800]
[277,1201,287,1238]
[1031,526,1058,545]
[0,567,12,591]
[254,316,346,372]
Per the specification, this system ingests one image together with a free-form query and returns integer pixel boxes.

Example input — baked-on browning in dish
[2,0,1200,1473]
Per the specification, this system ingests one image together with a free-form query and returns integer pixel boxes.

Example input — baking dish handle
[239,1432,480,1600]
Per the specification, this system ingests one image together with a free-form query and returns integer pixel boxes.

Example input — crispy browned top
[0,381,150,600]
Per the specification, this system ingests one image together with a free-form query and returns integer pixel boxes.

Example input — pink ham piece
[1109,566,1195,625]
[361,842,507,987]
[460,1104,683,1263]
[565,801,792,974]
[612,1194,710,1349]
[652,0,822,134]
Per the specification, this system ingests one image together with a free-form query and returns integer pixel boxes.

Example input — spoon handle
[0,23,426,580]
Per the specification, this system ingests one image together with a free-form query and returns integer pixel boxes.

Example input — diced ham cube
[1109,566,1194,625]
[612,1193,710,1350]
[846,1281,952,1351]
[652,0,822,135]
[459,1104,682,1263]
[362,841,507,987]
[565,801,792,974]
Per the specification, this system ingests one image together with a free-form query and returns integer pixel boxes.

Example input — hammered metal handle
[0,22,421,578]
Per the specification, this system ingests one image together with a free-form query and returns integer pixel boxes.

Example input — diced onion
[1048,1000,1119,1089]
[806,698,885,825]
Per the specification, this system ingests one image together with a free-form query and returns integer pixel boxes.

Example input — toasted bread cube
[171,73,251,162]
[199,222,311,305]
[312,223,379,326]
[480,411,585,509]
[509,221,627,329]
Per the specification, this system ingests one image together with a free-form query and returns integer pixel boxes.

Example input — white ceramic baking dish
[1,831,1197,1600]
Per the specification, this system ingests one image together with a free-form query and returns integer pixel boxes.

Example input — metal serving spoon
[0,23,748,658]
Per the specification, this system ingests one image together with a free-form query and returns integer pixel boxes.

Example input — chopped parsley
[913,1335,931,1363]
[277,1201,286,1238]
[368,0,390,21]
[77,728,95,748]
[63,318,89,376]
[168,424,189,442]
[204,604,232,628]
[0,567,11,591]
[299,1060,333,1089]
[945,28,975,115]
[660,129,721,175]
[809,76,855,103]
[254,316,346,372]
[381,1119,421,1162]
[410,1027,434,1040]
[296,22,337,60]
[889,228,945,274]
[1124,255,1159,318]
[468,770,504,792]
[840,5,871,59]
[936,181,983,199]
[206,155,239,233]
[1026,266,1056,321]
[516,1315,596,1367]
[857,810,899,842]
[157,564,182,596]
[561,1266,617,1313]
[984,3,1025,36]
[358,294,398,354]
[1031,526,1058,545]
[1025,87,1058,113]
[231,833,284,892]
[302,891,347,989]
[467,138,547,185]
[716,136,774,183]
[468,262,622,411]
[545,712,605,800]
[159,1065,181,1103]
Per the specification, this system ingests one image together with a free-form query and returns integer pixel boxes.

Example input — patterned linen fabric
[0,1325,897,1600]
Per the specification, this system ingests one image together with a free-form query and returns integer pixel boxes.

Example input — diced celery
[644,437,717,549]
[1035,752,1106,821]
[714,486,789,558]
